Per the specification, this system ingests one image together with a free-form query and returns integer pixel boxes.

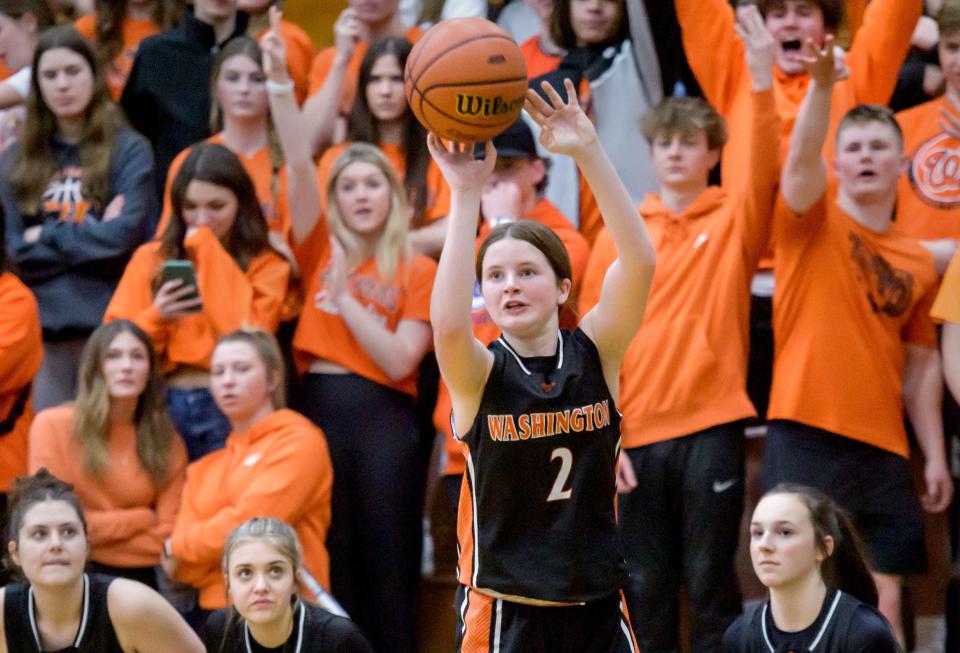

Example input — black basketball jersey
[3,573,124,653]
[723,589,900,653]
[454,328,627,603]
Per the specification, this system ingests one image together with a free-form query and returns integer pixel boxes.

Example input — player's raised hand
[260,5,289,82]
[797,35,838,88]
[735,4,776,91]
[525,78,597,156]
[427,133,496,194]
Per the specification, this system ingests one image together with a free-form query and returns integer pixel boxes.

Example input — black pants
[618,424,745,653]
[298,373,428,653]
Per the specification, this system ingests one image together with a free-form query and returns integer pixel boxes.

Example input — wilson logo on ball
[455,94,526,118]
[910,132,960,208]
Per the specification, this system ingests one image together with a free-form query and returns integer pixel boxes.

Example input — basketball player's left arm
[108,578,204,653]
[525,80,655,372]
[903,343,954,513]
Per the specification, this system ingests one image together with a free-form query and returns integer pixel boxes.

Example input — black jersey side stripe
[492,598,503,652]
[809,590,843,650]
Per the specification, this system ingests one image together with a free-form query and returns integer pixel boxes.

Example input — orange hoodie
[104,227,291,373]
[28,405,187,568]
[171,409,332,609]
[0,272,42,493]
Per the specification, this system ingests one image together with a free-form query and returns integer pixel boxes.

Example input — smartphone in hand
[159,260,202,313]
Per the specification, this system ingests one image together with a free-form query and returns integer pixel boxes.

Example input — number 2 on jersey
[547,447,573,502]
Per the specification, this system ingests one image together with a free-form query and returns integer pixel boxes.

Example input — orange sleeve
[103,245,172,357]
[578,227,617,315]
[423,160,451,224]
[737,88,780,265]
[279,20,317,105]
[845,0,866,35]
[245,251,292,333]
[73,14,96,41]
[933,253,960,324]
[578,174,603,245]
[845,0,922,106]
[903,276,938,348]
[673,0,748,114]
[308,47,359,115]
[147,438,188,544]
[153,146,191,238]
[187,227,257,335]
[401,255,437,323]
[0,275,42,394]
[171,429,330,568]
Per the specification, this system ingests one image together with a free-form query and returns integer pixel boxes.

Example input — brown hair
[73,320,176,485]
[762,483,878,608]
[5,469,87,575]
[0,0,53,26]
[93,0,179,70]
[755,0,844,32]
[476,220,572,287]
[161,142,273,270]
[835,104,904,150]
[939,0,960,39]
[550,0,629,50]
[214,328,287,409]
[13,26,119,216]
[641,96,728,150]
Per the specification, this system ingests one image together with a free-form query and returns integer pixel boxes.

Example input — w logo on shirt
[910,132,960,208]
[848,232,913,318]
[39,166,89,223]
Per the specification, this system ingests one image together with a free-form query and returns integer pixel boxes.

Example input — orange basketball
[404,18,528,142]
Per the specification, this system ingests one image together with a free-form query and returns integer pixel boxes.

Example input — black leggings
[298,373,428,653]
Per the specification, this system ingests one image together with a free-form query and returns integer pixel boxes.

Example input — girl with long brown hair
[0,25,156,411]
[27,320,188,589]
[73,0,180,101]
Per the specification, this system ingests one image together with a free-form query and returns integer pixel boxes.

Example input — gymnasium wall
[284,0,344,47]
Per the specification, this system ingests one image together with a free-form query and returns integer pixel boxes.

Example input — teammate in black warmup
[0,469,203,653]
[428,79,656,653]
[723,484,900,652]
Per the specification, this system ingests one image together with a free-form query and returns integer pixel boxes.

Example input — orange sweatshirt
[74,15,160,101]
[27,405,187,568]
[675,0,918,185]
[0,272,42,493]
[171,409,332,609]
[104,227,291,373]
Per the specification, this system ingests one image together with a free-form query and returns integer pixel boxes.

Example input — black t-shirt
[3,573,124,653]
[723,589,900,652]
[201,602,374,653]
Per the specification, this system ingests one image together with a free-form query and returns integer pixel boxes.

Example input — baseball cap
[492,118,538,159]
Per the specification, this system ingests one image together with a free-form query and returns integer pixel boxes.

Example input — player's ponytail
[764,483,878,607]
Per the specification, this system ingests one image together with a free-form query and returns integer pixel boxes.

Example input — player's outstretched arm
[262,6,322,247]
[109,578,205,653]
[428,135,496,428]
[526,80,655,372]
[781,37,837,215]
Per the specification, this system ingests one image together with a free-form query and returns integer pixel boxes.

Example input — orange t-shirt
[932,249,960,322]
[769,192,939,457]
[155,134,294,243]
[895,96,960,241]
[519,35,562,80]
[171,409,332,609]
[0,272,42,493]
[104,227,292,373]
[318,141,450,226]
[676,0,918,188]
[28,405,188,568]
[435,198,590,475]
[74,15,160,101]
[294,249,436,396]
[307,26,423,115]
